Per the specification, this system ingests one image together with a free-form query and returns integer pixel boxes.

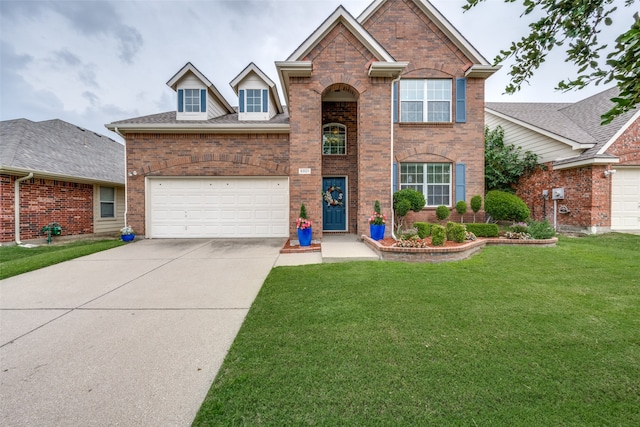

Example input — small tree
[455,200,467,223]
[485,125,541,192]
[470,195,482,223]
[299,203,308,219]
[435,205,450,222]
[393,188,425,233]
[374,200,381,214]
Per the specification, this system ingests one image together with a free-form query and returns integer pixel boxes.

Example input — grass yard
[194,234,640,426]
[0,239,124,279]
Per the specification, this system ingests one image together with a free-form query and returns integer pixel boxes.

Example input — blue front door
[322,177,347,231]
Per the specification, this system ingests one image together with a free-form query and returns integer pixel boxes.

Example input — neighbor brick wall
[124,132,289,236]
[0,174,93,242]
[517,164,611,231]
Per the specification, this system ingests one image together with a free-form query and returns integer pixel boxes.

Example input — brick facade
[1,174,93,242]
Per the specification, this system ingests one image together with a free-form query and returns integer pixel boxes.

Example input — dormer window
[177,88,206,114]
[246,89,263,112]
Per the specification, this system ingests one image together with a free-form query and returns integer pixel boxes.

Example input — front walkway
[275,234,379,266]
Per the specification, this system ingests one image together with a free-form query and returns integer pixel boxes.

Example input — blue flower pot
[121,234,135,242]
[297,227,312,247]
[369,224,385,241]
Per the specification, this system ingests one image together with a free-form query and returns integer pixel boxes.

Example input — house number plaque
[298,168,311,175]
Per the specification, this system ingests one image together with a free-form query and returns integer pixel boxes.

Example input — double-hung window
[246,89,262,112]
[400,163,451,206]
[399,79,452,122]
[100,186,115,218]
[184,89,201,113]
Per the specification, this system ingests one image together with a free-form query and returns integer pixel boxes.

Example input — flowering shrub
[120,225,134,236]
[396,236,429,248]
[296,218,312,230]
[369,212,387,225]
[510,222,529,233]
[504,231,531,240]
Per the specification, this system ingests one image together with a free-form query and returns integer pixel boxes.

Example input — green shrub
[528,219,556,239]
[431,224,446,246]
[510,222,529,233]
[445,221,456,240]
[455,200,467,222]
[374,200,381,214]
[449,223,466,243]
[299,203,308,219]
[470,195,482,222]
[393,188,426,232]
[465,223,499,237]
[400,228,419,239]
[484,190,530,222]
[435,205,450,221]
[413,222,432,238]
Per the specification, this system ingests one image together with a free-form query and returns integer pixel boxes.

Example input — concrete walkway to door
[0,238,283,427]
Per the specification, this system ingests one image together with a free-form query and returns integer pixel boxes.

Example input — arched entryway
[321,83,359,233]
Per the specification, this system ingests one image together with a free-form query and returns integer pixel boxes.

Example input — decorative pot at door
[297,227,312,247]
[369,224,385,241]
[121,234,135,242]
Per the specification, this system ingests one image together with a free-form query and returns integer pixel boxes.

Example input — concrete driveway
[0,238,284,426]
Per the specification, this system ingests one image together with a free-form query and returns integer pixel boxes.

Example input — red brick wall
[364,0,486,227]
[608,117,640,164]
[124,133,290,236]
[322,101,359,232]
[517,164,611,231]
[1,174,93,242]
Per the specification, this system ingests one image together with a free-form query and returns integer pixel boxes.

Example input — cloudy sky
[0,0,634,143]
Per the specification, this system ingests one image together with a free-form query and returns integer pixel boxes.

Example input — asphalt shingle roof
[108,108,290,126]
[0,119,125,184]
[487,87,638,165]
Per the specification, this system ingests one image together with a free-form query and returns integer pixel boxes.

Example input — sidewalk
[275,234,379,266]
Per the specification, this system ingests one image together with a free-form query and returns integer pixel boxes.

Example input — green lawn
[0,239,124,279]
[194,233,640,426]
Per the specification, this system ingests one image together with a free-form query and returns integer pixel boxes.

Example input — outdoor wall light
[604,169,617,177]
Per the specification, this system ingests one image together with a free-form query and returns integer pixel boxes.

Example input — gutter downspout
[390,75,401,240]
[14,172,34,245]
[114,127,127,228]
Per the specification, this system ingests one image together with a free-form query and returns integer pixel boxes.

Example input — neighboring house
[487,87,640,234]
[0,119,125,244]
[106,0,499,240]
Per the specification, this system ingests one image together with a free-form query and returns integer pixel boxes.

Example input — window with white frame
[322,123,346,155]
[246,89,262,112]
[99,186,115,218]
[400,79,452,122]
[184,89,201,112]
[400,163,451,206]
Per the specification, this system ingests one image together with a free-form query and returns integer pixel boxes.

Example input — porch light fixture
[603,169,616,177]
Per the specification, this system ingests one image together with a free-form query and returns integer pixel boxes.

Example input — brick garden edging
[362,235,558,263]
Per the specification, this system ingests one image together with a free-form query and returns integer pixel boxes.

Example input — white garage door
[611,168,640,231]
[148,178,289,238]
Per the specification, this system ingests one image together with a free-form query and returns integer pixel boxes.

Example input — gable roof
[276,5,409,101]
[0,119,125,184]
[359,0,500,78]
[486,87,639,168]
[229,62,284,114]
[167,62,234,114]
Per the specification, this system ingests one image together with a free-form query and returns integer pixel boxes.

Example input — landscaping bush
[435,205,450,221]
[528,219,556,239]
[510,222,529,233]
[448,223,466,243]
[393,188,426,232]
[484,190,530,222]
[455,200,467,223]
[470,195,482,222]
[399,228,419,240]
[413,222,432,238]
[465,223,499,237]
[431,224,446,246]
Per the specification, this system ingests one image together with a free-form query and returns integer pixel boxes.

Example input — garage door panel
[612,169,640,230]
[149,178,289,238]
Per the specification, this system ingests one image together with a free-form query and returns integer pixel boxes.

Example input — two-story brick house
[106,0,499,240]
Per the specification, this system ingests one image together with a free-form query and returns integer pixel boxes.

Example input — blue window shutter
[456,78,466,123]
[262,89,268,113]
[239,89,245,113]
[393,162,399,193]
[177,89,184,112]
[200,89,206,112]
[455,163,466,203]
[393,81,399,123]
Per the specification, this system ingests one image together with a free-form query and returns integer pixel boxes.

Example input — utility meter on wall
[552,188,565,200]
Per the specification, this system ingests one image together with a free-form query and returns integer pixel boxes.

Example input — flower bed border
[362,235,558,263]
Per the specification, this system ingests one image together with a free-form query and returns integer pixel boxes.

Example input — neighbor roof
[0,119,125,184]
[486,87,639,168]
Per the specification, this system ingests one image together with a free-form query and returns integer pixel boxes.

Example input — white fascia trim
[287,6,394,62]
[486,108,596,151]
[167,62,213,90]
[368,61,409,78]
[465,64,501,79]
[275,61,313,104]
[109,123,290,134]
[552,157,620,170]
[359,0,491,65]
[597,109,640,155]
[0,166,125,186]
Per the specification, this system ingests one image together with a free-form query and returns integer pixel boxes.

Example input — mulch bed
[280,239,321,253]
